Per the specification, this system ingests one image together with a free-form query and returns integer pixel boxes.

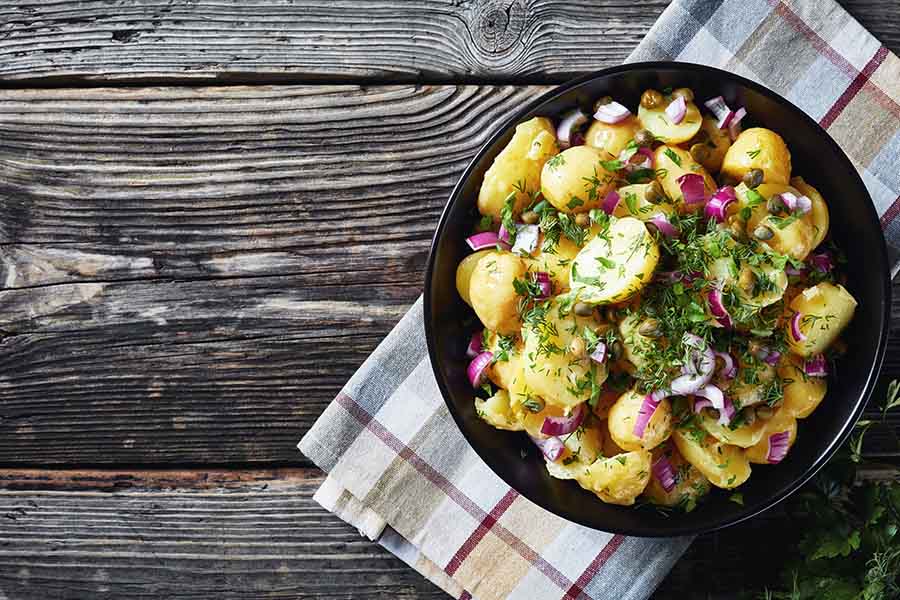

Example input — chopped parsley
[663,148,682,167]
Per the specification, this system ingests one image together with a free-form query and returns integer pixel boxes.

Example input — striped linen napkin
[299,1,900,598]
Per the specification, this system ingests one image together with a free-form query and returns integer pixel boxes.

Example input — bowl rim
[423,60,891,537]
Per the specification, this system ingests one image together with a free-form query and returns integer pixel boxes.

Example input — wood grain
[0,83,897,466]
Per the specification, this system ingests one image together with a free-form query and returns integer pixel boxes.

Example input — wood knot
[470,0,526,54]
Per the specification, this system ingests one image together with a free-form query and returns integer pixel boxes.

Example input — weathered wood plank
[0,83,897,465]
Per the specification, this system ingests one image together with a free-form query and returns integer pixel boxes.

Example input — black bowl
[424,62,891,537]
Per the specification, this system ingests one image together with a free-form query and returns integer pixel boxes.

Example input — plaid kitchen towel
[300,1,900,599]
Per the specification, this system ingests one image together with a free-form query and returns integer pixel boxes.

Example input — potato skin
[607,389,673,451]
[721,127,791,186]
[575,449,653,506]
[653,145,716,212]
[673,428,751,489]
[585,116,639,156]
[478,117,558,222]
[541,145,616,213]
[643,444,711,508]
[456,249,493,307]
[786,282,857,356]
[469,252,528,335]
[746,410,798,464]
[779,353,827,418]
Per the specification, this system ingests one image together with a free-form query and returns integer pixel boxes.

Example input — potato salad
[456,86,857,511]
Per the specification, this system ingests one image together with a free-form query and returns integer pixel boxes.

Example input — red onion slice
[670,373,708,396]
[707,289,733,328]
[467,351,493,388]
[714,350,737,379]
[590,341,607,364]
[632,392,664,439]
[759,348,782,366]
[805,354,828,377]
[511,224,540,255]
[467,231,504,251]
[533,272,552,299]
[540,404,586,436]
[594,101,631,124]
[620,146,653,172]
[466,331,483,359]
[705,186,736,222]
[531,435,566,462]
[785,264,806,276]
[677,173,707,206]
[602,190,621,215]
[557,108,589,148]
[790,312,806,342]
[498,224,511,245]
[779,192,811,215]
[809,251,833,272]
[693,398,713,413]
[766,431,791,464]
[665,95,687,125]
[647,213,679,238]
[728,107,747,140]
[694,384,733,425]
[704,96,731,125]
[652,455,677,493]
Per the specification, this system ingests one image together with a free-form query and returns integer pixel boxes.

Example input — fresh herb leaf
[663,148,682,167]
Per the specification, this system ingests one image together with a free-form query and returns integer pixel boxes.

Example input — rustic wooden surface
[0,1,898,599]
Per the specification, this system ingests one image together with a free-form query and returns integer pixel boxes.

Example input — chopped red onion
[541,404,586,436]
[805,354,828,377]
[531,435,566,462]
[704,95,732,128]
[707,288,733,328]
[766,431,791,464]
[665,95,687,125]
[652,455,677,493]
[677,173,707,206]
[785,264,806,276]
[602,190,621,215]
[694,384,733,425]
[714,350,737,379]
[498,223,511,245]
[557,108,589,148]
[693,398,713,413]
[533,272,552,299]
[466,231,505,251]
[790,312,806,342]
[778,192,812,215]
[809,251,833,272]
[620,146,653,172]
[632,392,663,439]
[467,351,493,388]
[647,213,679,238]
[466,331,483,359]
[762,349,782,365]
[590,341,607,364]
[511,224,540,255]
[728,107,747,140]
[705,186,736,222]
[594,101,632,124]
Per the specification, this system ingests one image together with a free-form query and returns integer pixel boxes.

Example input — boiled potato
[787,282,857,356]
[575,450,653,506]
[705,236,787,308]
[735,182,817,260]
[653,145,716,212]
[613,183,676,222]
[475,389,525,431]
[780,354,827,418]
[545,419,606,480]
[569,216,659,305]
[522,299,608,408]
[727,362,777,409]
[469,252,528,335]
[541,145,617,213]
[618,312,655,370]
[698,409,766,448]
[484,331,524,390]
[746,411,798,464]
[478,117,558,222]
[527,234,580,291]
[608,388,673,451]
[585,116,640,156]
[643,444,711,508]
[790,176,830,249]
[456,249,493,306]
[637,98,702,144]
[688,116,731,173]
[721,128,791,186]
[602,425,627,456]
[673,428,751,489]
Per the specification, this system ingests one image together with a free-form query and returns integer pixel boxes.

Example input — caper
[568,337,587,358]
[640,89,664,109]
[593,95,613,112]
[672,87,694,102]
[755,406,775,420]
[638,319,662,338]
[634,128,655,147]
[766,196,785,215]
[522,210,540,224]
[575,213,590,228]
[753,225,774,240]
[644,180,665,204]
[743,409,757,426]
[742,168,764,188]
[524,397,545,413]
[690,143,710,164]
[573,302,594,317]
[609,340,624,361]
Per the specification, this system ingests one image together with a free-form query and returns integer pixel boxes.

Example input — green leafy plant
[759,381,900,600]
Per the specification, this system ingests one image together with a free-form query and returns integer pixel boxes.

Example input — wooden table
[0,2,897,598]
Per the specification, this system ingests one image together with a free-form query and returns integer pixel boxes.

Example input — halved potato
[541,145,617,213]
[637,99,702,144]
[527,234,580,291]
[721,127,791,186]
[585,116,640,156]
[643,444,711,508]
[673,428,751,489]
[575,450,653,505]
[475,389,525,432]
[786,282,857,356]
[607,388,673,451]
[698,409,766,448]
[613,183,676,222]
[653,145,717,212]
[456,249,494,306]
[469,252,528,335]
[780,353,827,418]
[790,176,830,249]
[746,411,798,464]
